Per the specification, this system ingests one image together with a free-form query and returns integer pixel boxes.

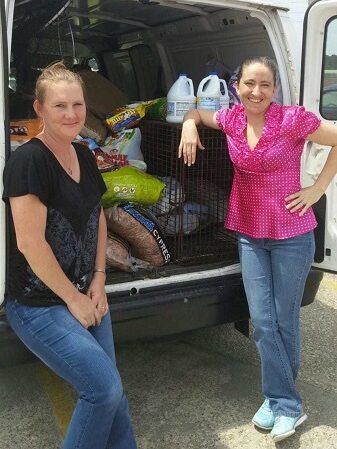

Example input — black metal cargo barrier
[140,120,236,264]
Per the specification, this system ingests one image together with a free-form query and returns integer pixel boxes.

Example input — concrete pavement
[0,273,336,449]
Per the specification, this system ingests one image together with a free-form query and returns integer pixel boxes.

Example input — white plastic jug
[219,79,230,110]
[166,74,196,123]
[197,72,220,111]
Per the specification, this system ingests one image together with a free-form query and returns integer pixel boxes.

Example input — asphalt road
[0,273,336,449]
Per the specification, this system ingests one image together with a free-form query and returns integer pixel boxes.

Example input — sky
[326,19,337,56]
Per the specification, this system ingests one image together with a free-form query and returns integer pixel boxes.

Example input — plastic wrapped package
[105,98,168,136]
[105,103,147,133]
[106,233,151,272]
[128,160,147,171]
[145,97,167,121]
[183,202,210,222]
[101,166,165,208]
[102,128,143,161]
[93,149,121,172]
[157,213,200,236]
[10,118,42,140]
[105,205,171,266]
[148,176,185,216]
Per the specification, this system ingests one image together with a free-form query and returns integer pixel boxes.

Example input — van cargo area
[9,0,278,288]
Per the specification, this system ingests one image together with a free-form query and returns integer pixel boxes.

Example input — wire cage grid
[140,120,236,264]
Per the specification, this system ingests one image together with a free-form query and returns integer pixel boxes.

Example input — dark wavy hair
[237,56,277,85]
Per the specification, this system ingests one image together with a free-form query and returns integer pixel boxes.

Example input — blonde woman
[3,62,137,449]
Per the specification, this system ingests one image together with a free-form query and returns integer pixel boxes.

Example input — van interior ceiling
[11,0,277,106]
[10,0,278,285]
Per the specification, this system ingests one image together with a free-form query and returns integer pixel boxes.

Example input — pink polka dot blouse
[216,103,321,239]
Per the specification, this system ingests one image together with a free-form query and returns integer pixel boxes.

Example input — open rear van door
[0,0,14,306]
[301,0,337,272]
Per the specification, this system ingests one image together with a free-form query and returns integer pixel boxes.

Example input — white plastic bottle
[197,72,220,111]
[166,74,196,123]
[219,79,230,110]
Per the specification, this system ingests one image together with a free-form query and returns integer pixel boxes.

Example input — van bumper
[108,267,323,342]
[109,273,248,342]
[0,268,324,366]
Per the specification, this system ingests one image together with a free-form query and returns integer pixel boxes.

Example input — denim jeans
[5,300,137,449]
[238,231,315,417]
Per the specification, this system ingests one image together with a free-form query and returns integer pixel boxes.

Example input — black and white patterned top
[3,138,107,306]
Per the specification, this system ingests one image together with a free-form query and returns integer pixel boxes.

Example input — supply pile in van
[10,0,281,284]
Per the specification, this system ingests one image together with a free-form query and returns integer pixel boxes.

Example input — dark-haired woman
[178,56,337,442]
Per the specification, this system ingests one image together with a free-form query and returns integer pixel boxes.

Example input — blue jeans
[5,300,137,449]
[238,231,315,417]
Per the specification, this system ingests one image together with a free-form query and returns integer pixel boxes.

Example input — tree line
[326,54,337,69]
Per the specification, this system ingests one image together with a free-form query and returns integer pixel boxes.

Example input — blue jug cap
[209,71,218,75]
[179,73,187,76]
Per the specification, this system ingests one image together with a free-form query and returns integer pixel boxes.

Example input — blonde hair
[35,61,85,103]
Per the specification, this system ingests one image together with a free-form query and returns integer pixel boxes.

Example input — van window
[321,16,337,120]
[102,44,163,102]
[129,44,164,100]
[103,51,137,102]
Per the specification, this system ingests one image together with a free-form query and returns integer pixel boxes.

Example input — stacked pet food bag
[76,70,171,273]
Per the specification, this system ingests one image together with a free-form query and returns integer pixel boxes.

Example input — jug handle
[220,79,229,96]
[187,78,195,96]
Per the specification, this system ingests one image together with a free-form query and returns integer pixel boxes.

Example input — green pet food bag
[102,166,165,208]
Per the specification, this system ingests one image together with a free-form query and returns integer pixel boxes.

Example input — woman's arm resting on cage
[179,109,218,166]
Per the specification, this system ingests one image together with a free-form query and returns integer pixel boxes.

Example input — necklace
[41,137,73,175]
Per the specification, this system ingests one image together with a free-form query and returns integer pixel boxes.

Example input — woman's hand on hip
[67,292,101,328]
[178,119,204,166]
[87,273,109,320]
[285,184,325,216]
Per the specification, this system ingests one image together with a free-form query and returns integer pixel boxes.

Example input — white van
[0,0,336,363]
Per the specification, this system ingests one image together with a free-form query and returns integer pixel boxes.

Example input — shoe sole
[251,418,273,430]
[271,414,308,442]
